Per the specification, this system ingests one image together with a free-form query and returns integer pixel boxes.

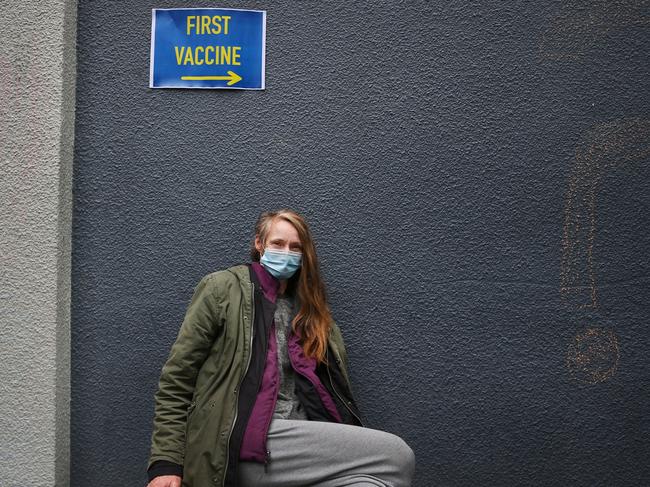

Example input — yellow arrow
[181,70,242,86]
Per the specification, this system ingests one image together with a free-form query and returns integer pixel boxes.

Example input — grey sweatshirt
[272,295,308,420]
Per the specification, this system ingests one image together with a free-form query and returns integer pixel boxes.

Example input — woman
[147,209,415,487]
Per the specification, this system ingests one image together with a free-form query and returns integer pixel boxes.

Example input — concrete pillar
[0,1,76,485]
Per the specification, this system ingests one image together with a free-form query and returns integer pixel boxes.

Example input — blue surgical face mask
[260,248,302,280]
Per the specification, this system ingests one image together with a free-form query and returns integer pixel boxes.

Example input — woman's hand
[147,475,182,487]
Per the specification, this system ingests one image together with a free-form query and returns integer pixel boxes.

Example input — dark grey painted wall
[72,1,650,486]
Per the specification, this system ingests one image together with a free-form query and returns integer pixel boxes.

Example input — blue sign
[150,8,266,90]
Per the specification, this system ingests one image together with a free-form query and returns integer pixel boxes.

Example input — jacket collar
[250,262,280,303]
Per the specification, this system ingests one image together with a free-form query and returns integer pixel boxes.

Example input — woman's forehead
[267,219,300,241]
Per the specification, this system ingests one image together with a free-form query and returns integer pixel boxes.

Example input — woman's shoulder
[328,319,345,340]
[196,263,250,291]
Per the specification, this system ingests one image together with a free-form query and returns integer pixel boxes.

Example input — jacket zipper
[264,449,271,472]
[326,347,364,427]
[221,282,255,487]
[261,320,279,473]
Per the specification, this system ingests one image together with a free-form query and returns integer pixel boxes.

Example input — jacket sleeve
[147,460,183,481]
[147,274,224,471]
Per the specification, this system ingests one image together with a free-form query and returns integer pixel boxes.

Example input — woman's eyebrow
[269,237,301,247]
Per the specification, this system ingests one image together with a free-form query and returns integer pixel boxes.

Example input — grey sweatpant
[236,418,415,487]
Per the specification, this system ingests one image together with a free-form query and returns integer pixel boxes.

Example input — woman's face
[255,219,302,255]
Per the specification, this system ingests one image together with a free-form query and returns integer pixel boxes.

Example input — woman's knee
[394,437,416,478]
[380,433,415,480]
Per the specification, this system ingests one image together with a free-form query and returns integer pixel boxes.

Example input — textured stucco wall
[0,1,76,486]
[72,1,650,486]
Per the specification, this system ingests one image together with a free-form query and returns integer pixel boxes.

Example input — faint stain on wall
[566,327,620,384]
[561,117,650,383]
[540,0,650,60]
[561,118,650,309]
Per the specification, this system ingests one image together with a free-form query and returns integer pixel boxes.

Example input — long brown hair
[250,209,333,363]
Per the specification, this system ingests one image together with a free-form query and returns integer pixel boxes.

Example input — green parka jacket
[147,264,358,487]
